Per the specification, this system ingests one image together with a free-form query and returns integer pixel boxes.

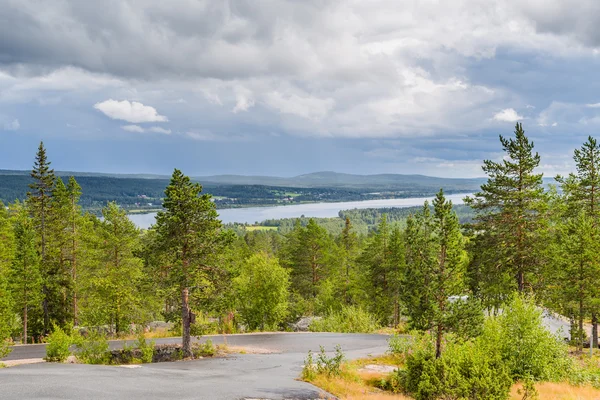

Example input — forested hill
[0,169,487,213]
[195,171,486,190]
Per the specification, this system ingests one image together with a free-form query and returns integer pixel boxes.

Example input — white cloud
[493,108,524,122]
[149,126,172,134]
[94,99,168,123]
[232,87,254,113]
[586,103,600,108]
[264,91,335,121]
[121,124,145,132]
[3,119,20,131]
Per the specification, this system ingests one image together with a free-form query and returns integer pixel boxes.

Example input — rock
[358,364,397,374]
[66,355,78,364]
[290,316,322,332]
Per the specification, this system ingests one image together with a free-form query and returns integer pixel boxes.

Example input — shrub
[388,332,420,360]
[75,331,109,364]
[0,339,11,360]
[135,332,155,363]
[481,294,572,382]
[309,305,378,333]
[45,325,73,362]
[301,345,345,380]
[192,339,215,358]
[384,333,512,400]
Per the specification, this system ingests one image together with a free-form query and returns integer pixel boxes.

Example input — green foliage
[45,325,73,362]
[153,168,231,357]
[192,339,216,358]
[135,332,155,363]
[465,123,546,299]
[482,294,571,382]
[383,332,511,400]
[234,253,290,331]
[302,345,345,380]
[80,202,145,334]
[309,305,378,333]
[75,331,109,364]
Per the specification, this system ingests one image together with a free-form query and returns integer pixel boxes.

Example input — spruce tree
[27,141,56,334]
[465,123,545,295]
[154,169,230,357]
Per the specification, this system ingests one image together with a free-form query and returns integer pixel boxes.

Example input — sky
[2,1,600,178]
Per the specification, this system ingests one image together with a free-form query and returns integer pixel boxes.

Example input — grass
[510,382,600,399]
[305,354,600,400]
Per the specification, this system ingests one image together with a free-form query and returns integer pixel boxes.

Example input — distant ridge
[1,169,485,188]
[194,171,486,190]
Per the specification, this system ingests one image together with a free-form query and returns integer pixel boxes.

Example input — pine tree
[10,203,42,344]
[66,177,82,325]
[358,215,402,324]
[281,219,335,302]
[550,211,600,351]
[465,123,545,294]
[154,169,230,357]
[84,202,143,334]
[27,141,56,334]
[46,178,73,327]
[556,136,600,347]
[0,203,15,353]
[340,217,358,305]
[403,190,472,358]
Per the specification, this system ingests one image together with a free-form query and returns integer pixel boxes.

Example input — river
[127,193,470,229]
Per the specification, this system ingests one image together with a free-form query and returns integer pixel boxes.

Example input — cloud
[586,103,600,108]
[121,124,145,132]
[3,119,20,131]
[94,99,168,123]
[232,87,254,113]
[493,108,524,122]
[149,126,171,134]
[122,125,171,134]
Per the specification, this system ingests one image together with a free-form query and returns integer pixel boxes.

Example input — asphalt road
[0,333,390,400]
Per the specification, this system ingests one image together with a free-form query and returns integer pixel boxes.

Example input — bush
[75,331,109,364]
[45,325,73,362]
[135,333,155,363]
[302,345,345,380]
[0,339,11,359]
[309,305,379,333]
[384,333,512,400]
[192,339,215,358]
[481,294,572,382]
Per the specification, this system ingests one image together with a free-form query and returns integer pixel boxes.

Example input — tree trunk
[42,285,49,335]
[593,313,598,349]
[517,270,525,292]
[23,303,28,344]
[435,323,443,359]
[181,287,192,358]
[579,299,585,352]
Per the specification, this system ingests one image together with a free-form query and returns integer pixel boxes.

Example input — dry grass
[309,353,600,400]
[510,382,600,400]
[311,374,410,400]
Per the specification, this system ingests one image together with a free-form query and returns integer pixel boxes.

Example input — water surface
[128,193,470,229]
